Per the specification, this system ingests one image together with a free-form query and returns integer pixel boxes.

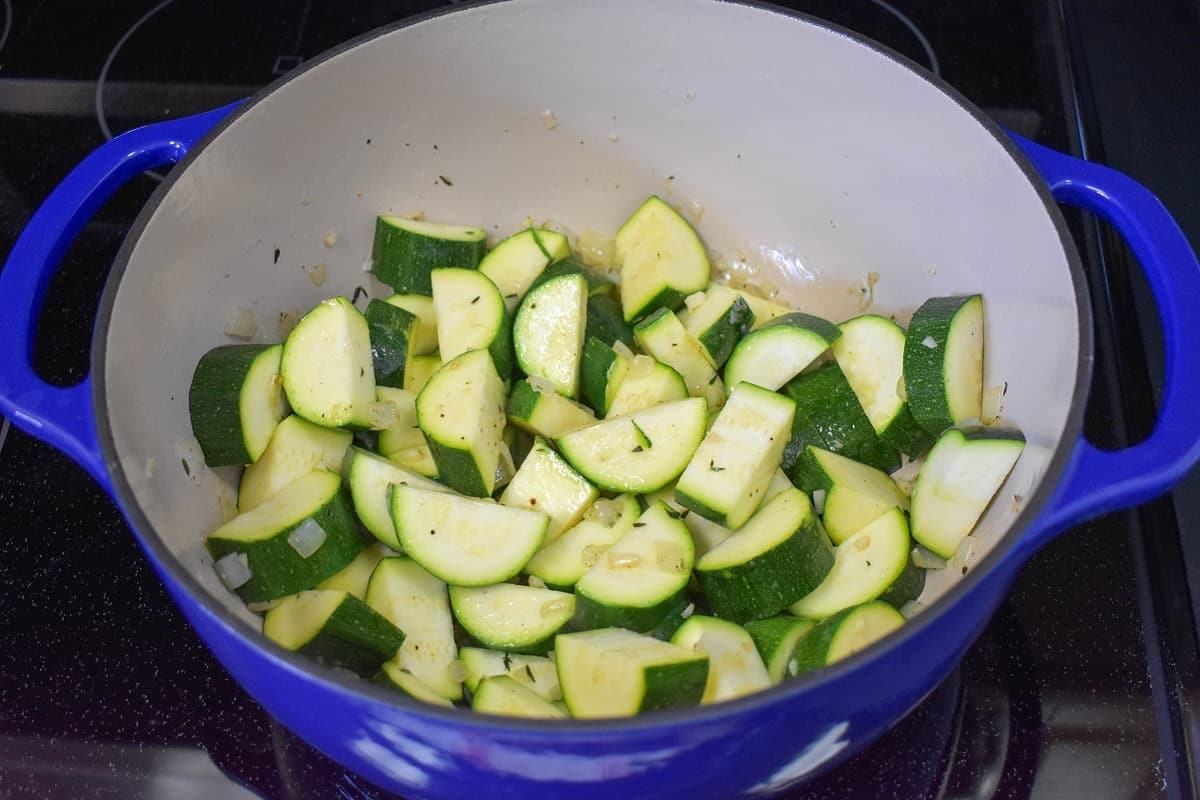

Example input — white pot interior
[101,0,1081,628]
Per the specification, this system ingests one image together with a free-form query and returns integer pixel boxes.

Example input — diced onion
[911,547,947,570]
[446,660,468,684]
[215,474,239,523]
[606,551,641,569]
[367,401,402,431]
[361,258,374,273]
[655,541,688,573]
[684,291,707,311]
[613,341,637,362]
[306,262,327,287]
[628,354,656,379]
[948,535,978,576]
[540,109,558,129]
[681,602,695,620]
[857,272,880,311]
[528,375,558,395]
[541,597,572,618]
[277,309,301,337]
[900,600,926,620]
[329,666,360,681]
[288,518,327,559]
[495,442,516,488]
[323,231,338,248]
[582,544,609,567]
[223,306,257,339]
[214,552,252,590]
[577,230,615,269]
[894,478,914,497]
[981,383,1005,426]
[812,489,826,514]
[528,575,548,590]
[584,498,623,527]
[921,335,937,349]
[687,199,705,224]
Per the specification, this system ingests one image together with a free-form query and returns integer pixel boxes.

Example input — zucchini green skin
[586,293,637,348]
[189,343,285,466]
[903,295,984,435]
[206,473,364,603]
[370,216,487,295]
[364,299,419,389]
[743,616,815,683]
[506,380,596,439]
[530,257,617,298]
[573,588,689,634]
[639,660,709,713]
[791,602,905,674]
[695,503,835,624]
[647,598,700,642]
[878,554,927,609]
[694,295,754,369]
[286,593,405,676]
[579,337,626,417]
[780,364,900,476]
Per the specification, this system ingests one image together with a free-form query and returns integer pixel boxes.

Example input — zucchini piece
[371,216,487,295]
[555,627,709,718]
[473,675,568,718]
[188,343,288,466]
[615,196,710,322]
[458,647,561,702]
[390,485,549,586]
[449,584,575,654]
[507,379,596,440]
[374,386,423,457]
[403,353,442,395]
[734,289,793,330]
[238,415,352,512]
[263,589,404,676]
[364,299,419,389]
[415,349,506,497]
[790,507,920,619]
[479,227,572,311]
[431,267,513,378]
[679,284,754,368]
[694,488,834,623]
[792,602,905,673]
[743,616,816,683]
[647,597,699,642]
[389,444,439,479]
[682,469,795,557]
[574,502,694,632]
[499,438,599,542]
[606,355,688,418]
[634,308,725,409]
[524,494,641,589]
[586,293,636,349]
[281,297,376,429]
[206,470,363,603]
[833,314,933,457]
[724,312,841,392]
[365,557,462,700]
[792,445,909,544]
[513,273,589,398]
[674,382,796,529]
[579,337,632,417]
[671,615,771,703]
[317,542,393,600]
[530,257,617,298]
[556,397,708,493]
[344,445,447,548]
[903,295,985,435]
[373,661,455,707]
[780,364,900,476]
[385,294,438,355]
[910,426,1025,559]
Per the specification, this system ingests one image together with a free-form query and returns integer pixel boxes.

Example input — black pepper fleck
[273,247,280,264]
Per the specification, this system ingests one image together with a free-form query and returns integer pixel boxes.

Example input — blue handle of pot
[0,105,234,491]
[1011,133,1200,549]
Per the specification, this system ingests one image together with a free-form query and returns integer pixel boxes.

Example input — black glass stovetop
[3,1,1200,798]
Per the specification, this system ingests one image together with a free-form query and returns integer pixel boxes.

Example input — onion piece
[681,602,695,620]
[223,306,257,339]
[900,600,926,620]
[947,535,979,576]
[540,109,558,129]
[684,291,707,311]
[528,575,548,590]
[306,262,327,287]
[911,547,947,570]
[288,518,327,559]
[921,335,937,349]
[811,489,826,515]
[367,401,402,431]
[606,551,641,569]
[446,660,468,684]
[584,498,622,527]
[247,598,281,613]
[981,383,1006,426]
[613,341,637,362]
[528,375,558,395]
[495,442,516,489]
[214,552,252,590]
[577,229,615,269]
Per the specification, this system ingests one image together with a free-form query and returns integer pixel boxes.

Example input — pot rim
[91,0,1092,734]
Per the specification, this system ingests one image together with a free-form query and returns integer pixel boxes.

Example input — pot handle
[0,105,235,492]
[1010,133,1200,550]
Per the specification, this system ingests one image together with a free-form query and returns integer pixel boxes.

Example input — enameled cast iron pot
[4,2,1200,798]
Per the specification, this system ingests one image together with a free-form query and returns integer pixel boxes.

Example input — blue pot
[2,2,1199,798]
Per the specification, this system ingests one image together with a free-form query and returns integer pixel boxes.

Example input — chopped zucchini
[615,196,710,322]
[263,589,404,676]
[458,647,561,702]
[371,216,486,295]
[384,294,438,355]
[281,297,376,429]
[903,295,985,435]
[364,299,419,389]
[679,283,755,368]
[744,616,816,683]
[791,602,905,673]
[479,227,572,311]
[513,272,589,398]
[524,494,642,589]
[792,445,909,544]
[507,379,597,439]
[499,437,598,542]
[606,355,688,418]
[237,415,352,512]
[671,615,771,703]
[724,312,841,391]
[473,675,568,718]
[449,583,575,654]
[374,660,455,707]
[634,308,725,408]
[189,343,288,466]
[344,445,447,548]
